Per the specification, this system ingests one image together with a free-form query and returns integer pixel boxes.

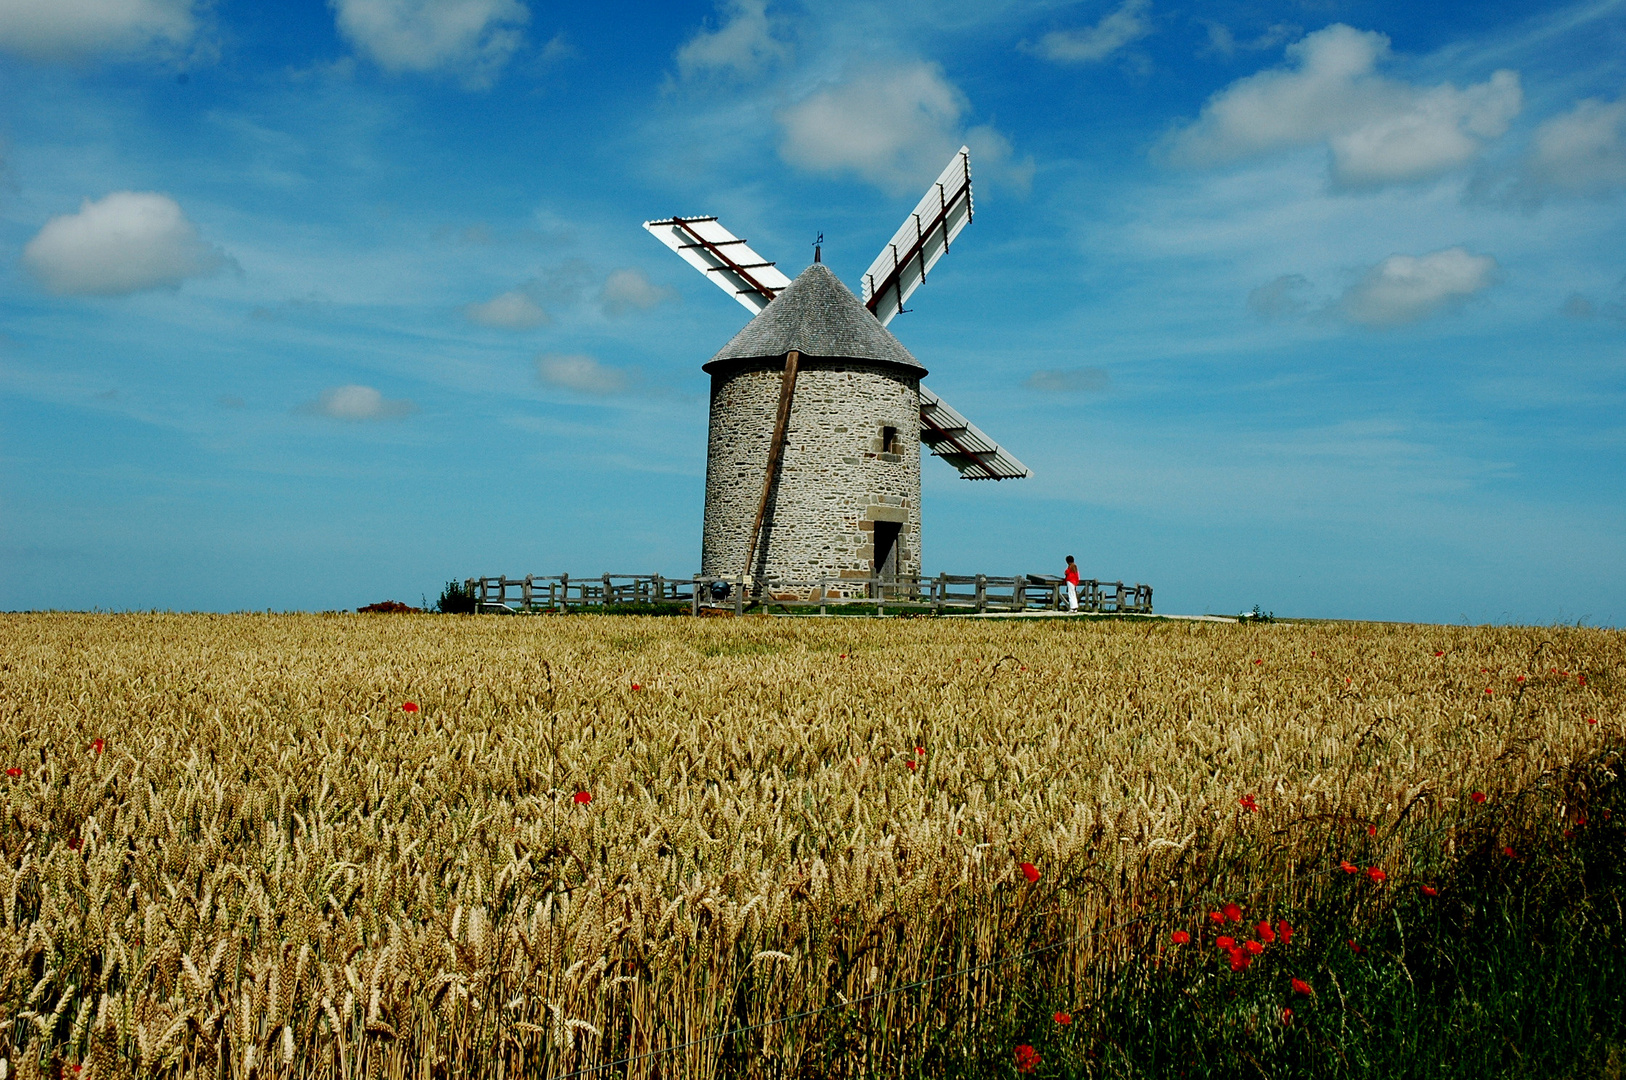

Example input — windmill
[644,146,1029,593]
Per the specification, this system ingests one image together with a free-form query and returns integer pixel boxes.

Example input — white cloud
[1521,97,1626,199]
[299,385,417,420]
[463,289,549,329]
[537,353,631,394]
[1337,247,1498,327]
[22,191,230,297]
[777,61,1020,194]
[0,0,196,58]
[1162,24,1521,188]
[330,0,528,87]
[1027,367,1110,392]
[1330,72,1520,188]
[598,268,676,317]
[1032,0,1151,64]
[675,0,787,80]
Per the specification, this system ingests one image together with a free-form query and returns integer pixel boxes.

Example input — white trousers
[1066,583,1078,612]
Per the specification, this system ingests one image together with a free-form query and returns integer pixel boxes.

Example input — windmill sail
[862,147,973,327]
[644,216,793,314]
[919,385,1031,480]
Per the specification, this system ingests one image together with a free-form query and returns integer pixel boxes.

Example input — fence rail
[469,573,1151,616]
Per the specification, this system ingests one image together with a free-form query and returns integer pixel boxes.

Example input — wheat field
[0,612,1617,1078]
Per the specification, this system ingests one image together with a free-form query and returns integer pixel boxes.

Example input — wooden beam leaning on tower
[742,349,800,587]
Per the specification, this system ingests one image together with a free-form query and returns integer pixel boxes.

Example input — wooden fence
[469,573,1151,616]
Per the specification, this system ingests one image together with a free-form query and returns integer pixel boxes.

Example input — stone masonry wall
[702,361,921,586]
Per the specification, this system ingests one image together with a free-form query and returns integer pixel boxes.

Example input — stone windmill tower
[645,148,1029,591]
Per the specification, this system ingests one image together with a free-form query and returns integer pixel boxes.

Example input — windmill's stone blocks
[702,360,921,584]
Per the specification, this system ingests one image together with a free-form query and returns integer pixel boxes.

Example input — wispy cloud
[1030,0,1152,64]
[598,268,676,317]
[298,384,417,420]
[537,353,633,394]
[1027,367,1111,392]
[463,289,550,330]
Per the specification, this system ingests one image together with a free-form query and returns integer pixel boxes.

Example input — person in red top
[1064,555,1081,613]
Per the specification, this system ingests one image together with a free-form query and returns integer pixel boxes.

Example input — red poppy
[1485,688,1493,695]
[4,768,19,778]
[1422,885,1438,897]
[1228,948,1252,971]
[1503,846,1515,858]
[1281,1006,1294,1024]
[1014,1044,1041,1074]
[1215,935,1236,950]
[1470,792,1487,804]
[1340,860,1359,874]
[1256,921,1276,943]
[1434,651,1444,656]
[1254,659,1263,665]
[1368,824,1378,836]
[91,738,104,754]
[1576,815,1587,827]
[915,746,925,756]
[1366,867,1387,883]
[1054,1011,1072,1025]
[1587,717,1597,725]
[1020,862,1040,883]
[1208,910,1226,924]
[1223,902,1243,923]
[1239,794,1258,812]
[1245,940,1265,955]
[1291,977,1313,996]
[1170,930,1190,945]
[1516,675,1525,683]
[631,683,642,691]
[402,701,419,712]
[1348,939,1364,954]
[573,791,592,804]
[68,838,82,851]
[1579,675,1587,686]
[1277,920,1293,944]
[906,760,917,771]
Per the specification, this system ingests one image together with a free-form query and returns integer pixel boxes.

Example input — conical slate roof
[703,262,927,375]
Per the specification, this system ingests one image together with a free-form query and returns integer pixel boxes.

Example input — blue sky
[2,0,1624,622]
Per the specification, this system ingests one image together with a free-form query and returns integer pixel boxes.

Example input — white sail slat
[643,216,792,315]
[862,147,973,327]
[918,385,1031,481]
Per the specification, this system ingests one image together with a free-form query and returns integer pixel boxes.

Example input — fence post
[691,576,701,617]
[876,576,884,618]
[653,574,663,605]
[975,574,987,613]
[819,579,827,617]
[734,576,744,617]
[1013,573,1026,612]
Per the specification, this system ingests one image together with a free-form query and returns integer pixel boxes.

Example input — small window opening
[881,425,898,454]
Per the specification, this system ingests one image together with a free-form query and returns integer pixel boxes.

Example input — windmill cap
[704,262,927,376]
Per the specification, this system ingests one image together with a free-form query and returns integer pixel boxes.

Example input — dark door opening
[873,521,901,584]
